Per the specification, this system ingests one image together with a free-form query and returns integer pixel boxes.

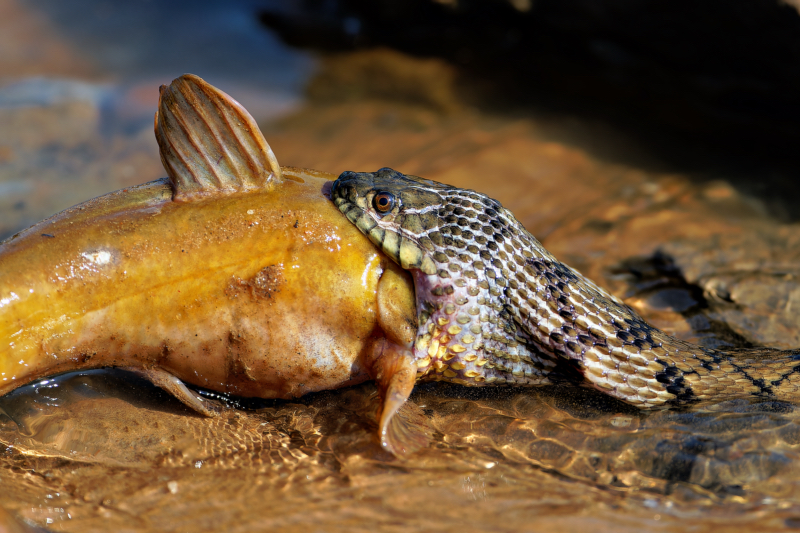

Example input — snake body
[332,168,800,407]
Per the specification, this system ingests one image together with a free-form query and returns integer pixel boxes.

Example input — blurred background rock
[260,0,800,219]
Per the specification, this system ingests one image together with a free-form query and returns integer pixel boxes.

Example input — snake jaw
[332,170,440,275]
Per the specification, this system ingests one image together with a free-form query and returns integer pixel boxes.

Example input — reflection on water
[3,1,800,531]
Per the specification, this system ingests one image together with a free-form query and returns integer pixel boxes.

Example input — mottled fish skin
[331,168,800,408]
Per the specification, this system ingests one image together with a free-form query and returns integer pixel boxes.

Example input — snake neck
[409,268,557,385]
[408,202,800,407]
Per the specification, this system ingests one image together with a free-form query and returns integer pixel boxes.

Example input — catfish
[0,75,425,455]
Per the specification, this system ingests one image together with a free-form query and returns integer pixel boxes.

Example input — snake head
[331,168,448,274]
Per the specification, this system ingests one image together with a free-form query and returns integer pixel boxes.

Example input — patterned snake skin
[331,168,800,407]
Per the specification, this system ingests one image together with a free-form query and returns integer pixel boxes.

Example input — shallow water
[4,370,800,531]
[3,1,800,531]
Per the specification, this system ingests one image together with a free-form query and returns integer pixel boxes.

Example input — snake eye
[373,192,395,214]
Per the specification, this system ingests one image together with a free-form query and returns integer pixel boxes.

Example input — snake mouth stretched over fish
[330,167,800,427]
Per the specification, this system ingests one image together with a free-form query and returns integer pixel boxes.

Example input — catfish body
[0,170,414,400]
[0,75,417,421]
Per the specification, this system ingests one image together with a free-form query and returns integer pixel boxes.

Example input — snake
[331,167,800,409]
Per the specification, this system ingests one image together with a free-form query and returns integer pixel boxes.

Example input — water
[4,371,800,531]
[3,1,800,531]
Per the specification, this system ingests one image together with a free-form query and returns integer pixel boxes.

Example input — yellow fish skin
[0,75,420,451]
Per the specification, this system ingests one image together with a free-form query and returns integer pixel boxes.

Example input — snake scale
[332,168,800,414]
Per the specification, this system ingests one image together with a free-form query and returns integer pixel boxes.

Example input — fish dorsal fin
[154,74,283,201]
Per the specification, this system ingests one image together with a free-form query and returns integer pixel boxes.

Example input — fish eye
[373,192,395,213]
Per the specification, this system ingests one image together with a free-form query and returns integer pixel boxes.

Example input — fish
[0,74,429,455]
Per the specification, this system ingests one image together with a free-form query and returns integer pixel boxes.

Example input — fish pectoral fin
[155,74,283,201]
[121,367,220,417]
[384,397,433,457]
[369,341,433,456]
